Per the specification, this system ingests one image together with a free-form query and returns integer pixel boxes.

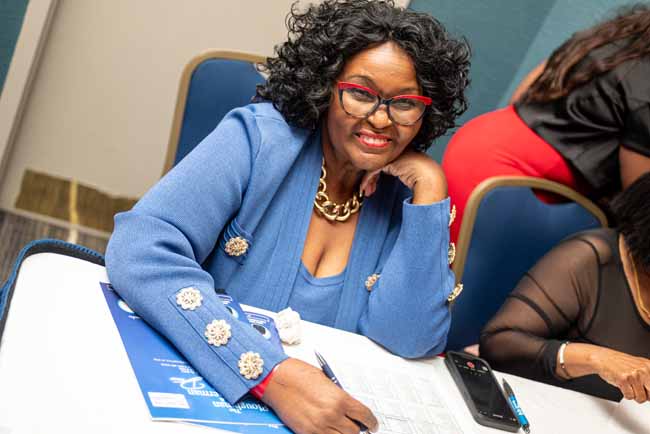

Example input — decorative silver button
[365,273,381,291]
[449,204,456,227]
[238,351,264,379]
[204,319,232,346]
[176,287,203,310]
[225,236,249,257]
[447,283,464,303]
[448,242,456,265]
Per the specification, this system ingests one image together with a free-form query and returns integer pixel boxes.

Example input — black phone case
[444,351,521,433]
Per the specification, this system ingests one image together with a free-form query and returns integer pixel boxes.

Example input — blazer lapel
[261,130,322,311]
[334,176,399,332]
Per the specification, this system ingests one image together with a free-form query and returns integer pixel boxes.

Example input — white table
[0,252,646,434]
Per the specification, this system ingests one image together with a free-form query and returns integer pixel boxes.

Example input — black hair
[255,0,470,151]
[611,171,650,272]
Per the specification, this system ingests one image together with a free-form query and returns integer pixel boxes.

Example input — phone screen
[449,353,518,424]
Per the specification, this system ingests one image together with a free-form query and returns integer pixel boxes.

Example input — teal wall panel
[498,0,635,107]
[409,0,639,161]
[0,0,29,94]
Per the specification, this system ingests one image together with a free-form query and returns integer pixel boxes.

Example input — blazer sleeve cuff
[402,196,451,225]
[167,286,288,404]
[401,195,453,289]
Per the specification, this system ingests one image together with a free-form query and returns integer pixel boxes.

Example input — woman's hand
[360,151,447,204]
[591,347,650,403]
[261,358,379,433]
[561,343,650,403]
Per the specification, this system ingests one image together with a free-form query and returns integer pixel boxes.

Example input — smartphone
[445,351,521,432]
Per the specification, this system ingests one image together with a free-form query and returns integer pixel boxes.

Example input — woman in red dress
[443,6,650,243]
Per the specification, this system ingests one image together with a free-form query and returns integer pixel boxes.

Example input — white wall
[0,0,410,209]
[0,0,57,189]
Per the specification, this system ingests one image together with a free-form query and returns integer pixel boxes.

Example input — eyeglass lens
[340,87,426,125]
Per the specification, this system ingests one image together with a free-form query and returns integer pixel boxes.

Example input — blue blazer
[106,103,455,403]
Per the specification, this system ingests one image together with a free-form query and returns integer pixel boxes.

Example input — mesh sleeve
[479,237,600,382]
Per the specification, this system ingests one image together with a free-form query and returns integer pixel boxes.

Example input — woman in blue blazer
[106,1,470,432]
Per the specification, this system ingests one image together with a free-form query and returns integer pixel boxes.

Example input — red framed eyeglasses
[337,81,432,126]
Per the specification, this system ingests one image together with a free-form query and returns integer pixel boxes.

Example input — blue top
[105,103,455,404]
[291,261,346,326]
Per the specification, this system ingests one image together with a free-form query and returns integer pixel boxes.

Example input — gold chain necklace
[313,158,363,222]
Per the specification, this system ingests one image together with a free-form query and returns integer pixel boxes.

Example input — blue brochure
[245,311,283,351]
[100,282,289,433]
[217,294,250,324]
[217,294,282,352]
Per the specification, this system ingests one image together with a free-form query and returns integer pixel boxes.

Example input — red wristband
[250,366,277,400]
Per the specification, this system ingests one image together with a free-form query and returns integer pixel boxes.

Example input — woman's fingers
[615,359,650,402]
[330,416,368,434]
[262,358,379,433]
[630,373,648,403]
[345,397,379,432]
[360,170,381,197]
[594,350,650,404]
[619,379,636,401]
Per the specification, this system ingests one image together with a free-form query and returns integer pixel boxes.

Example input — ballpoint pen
[314,351,369,433]
[502,379,530,434]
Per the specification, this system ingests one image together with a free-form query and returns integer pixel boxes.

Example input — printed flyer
[100,282,290,434]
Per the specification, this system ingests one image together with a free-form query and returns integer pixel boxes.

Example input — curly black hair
[611,172,650,273]
[255,0,470,151]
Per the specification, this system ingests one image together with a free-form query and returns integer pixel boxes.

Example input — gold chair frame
[162,50,267,177]
[452,176,608,283]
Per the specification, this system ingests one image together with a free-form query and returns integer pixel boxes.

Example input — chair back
[447,176,608,351]
[162,51,266,175]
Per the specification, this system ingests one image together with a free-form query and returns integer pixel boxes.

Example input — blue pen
[502,379,530,433]
[314,351,369,433]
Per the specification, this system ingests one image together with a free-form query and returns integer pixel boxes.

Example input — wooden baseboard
[14,169,136,233]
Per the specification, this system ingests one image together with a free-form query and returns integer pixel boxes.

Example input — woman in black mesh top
[480,172,650,403]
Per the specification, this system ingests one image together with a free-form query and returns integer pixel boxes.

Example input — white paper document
[334,361,464,434]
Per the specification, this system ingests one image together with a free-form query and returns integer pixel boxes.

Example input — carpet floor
[0,210,108,285]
